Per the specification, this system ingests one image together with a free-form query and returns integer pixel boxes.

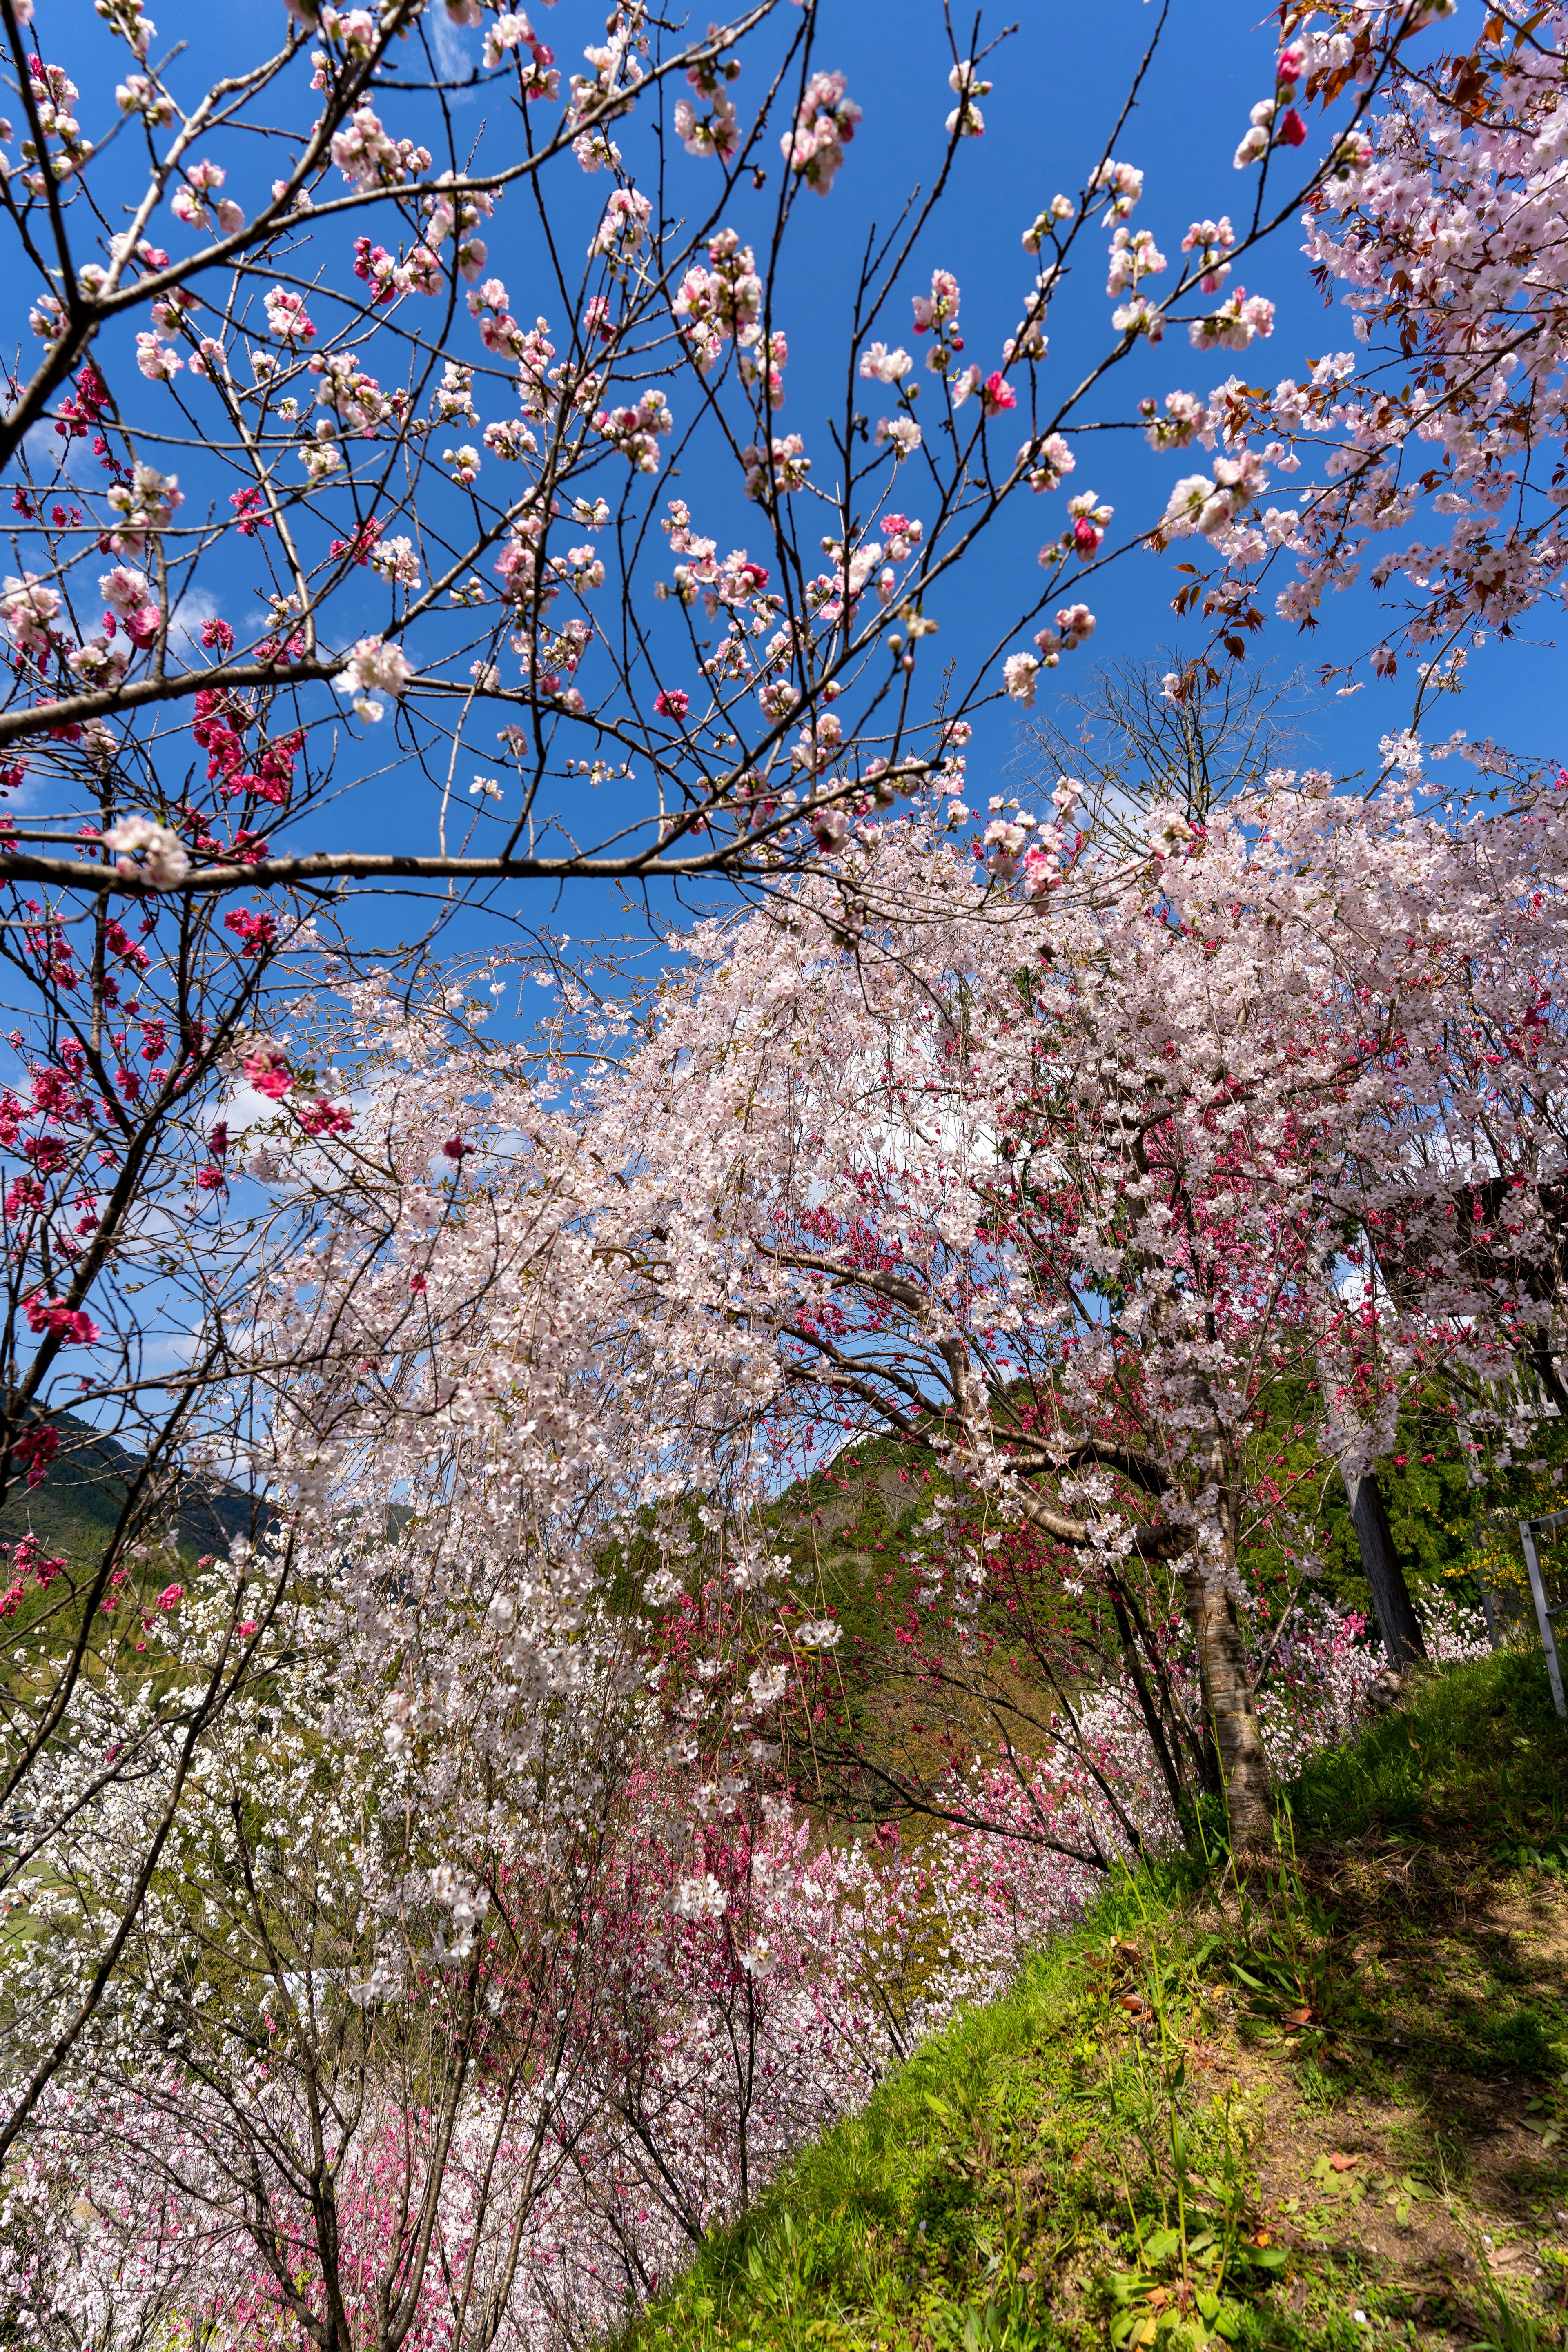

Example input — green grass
[622,1647,1568,2351]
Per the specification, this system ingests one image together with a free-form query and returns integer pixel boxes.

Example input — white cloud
[166,581,223,656]
[428,11,477,90]
[22,419,97,488]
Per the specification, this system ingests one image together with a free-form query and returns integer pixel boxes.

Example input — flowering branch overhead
[0,0,1438,908]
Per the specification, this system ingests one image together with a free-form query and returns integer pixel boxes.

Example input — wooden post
[1519,1517,1568,1719]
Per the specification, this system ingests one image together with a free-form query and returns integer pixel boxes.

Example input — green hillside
[626,1646,1568,2352]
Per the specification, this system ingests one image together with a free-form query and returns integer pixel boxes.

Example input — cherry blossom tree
[1022,657,1441,1667]
[489,761,1566,1855]
[0,959,644,2342]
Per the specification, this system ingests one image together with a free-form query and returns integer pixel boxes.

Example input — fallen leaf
[1120,1993,1147,2015]
[1284,2006,1313,2028]
[1250,2230,1273,2249]
[1330,2152,1358,2172]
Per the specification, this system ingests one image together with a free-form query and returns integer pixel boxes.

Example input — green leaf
[1144,2228,1183,2264]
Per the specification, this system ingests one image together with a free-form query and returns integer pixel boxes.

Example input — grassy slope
[625,1648,1568,2352]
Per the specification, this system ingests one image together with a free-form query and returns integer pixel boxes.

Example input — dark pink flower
[243,1047,292,1100]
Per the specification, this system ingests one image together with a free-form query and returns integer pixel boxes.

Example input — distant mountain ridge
[0,1412,271,1564]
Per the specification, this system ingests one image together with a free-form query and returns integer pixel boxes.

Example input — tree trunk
[1341,1466,1427,1670]
[1182,1567,1274,1853]
[1106,1570,1194,1826]
[1107,1568,1222,1838]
